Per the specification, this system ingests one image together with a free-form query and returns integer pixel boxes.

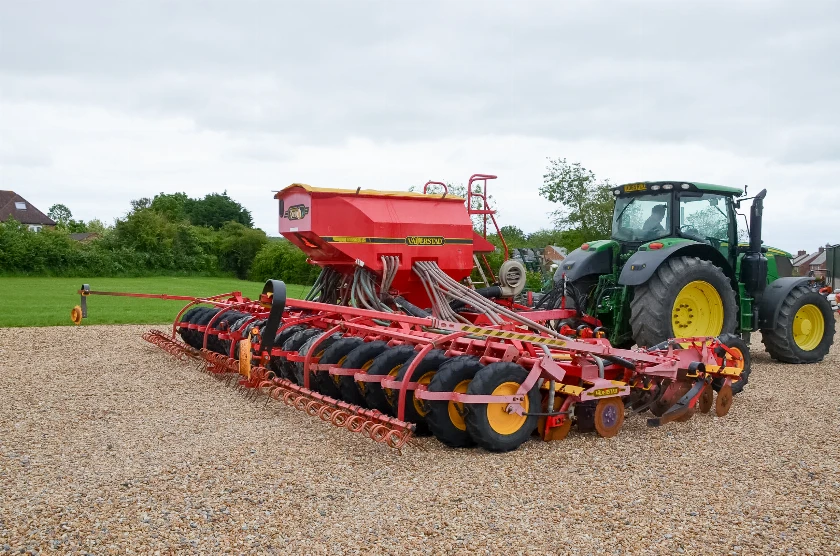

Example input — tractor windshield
[611,193,672,242]
[677,193,731,242]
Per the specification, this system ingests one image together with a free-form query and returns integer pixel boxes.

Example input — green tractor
[555,181,835,388]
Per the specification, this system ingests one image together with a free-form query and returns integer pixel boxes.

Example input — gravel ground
[1,324,839,555]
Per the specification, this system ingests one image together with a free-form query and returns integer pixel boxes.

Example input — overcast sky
[1,0,838,254]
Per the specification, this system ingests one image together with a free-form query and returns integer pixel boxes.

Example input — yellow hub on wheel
[793,304,824,351]
[447,380,471,431]
[671,280,724,337]
[412,371,437,417]
[487,381,528,435]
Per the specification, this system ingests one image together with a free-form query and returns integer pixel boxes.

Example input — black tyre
[389,349,449,434]
[464,362,540,452]
[363,345,418,415]
[229,315,257,358]
[268,325,306,377]
[234,319,264,359]
[188,307,216,347]
[280,328,321,383]
[713,333,752,394]
[337,341,391,407]
[293,333,343,390]
[760,284,835,363]
[630,256,737,347]
[315,337,364,399]
[178,307,205,347]
[426,356,484,447]
[214,311,247,355]
[194,308,221,350]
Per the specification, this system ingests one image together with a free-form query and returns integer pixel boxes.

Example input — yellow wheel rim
[357,360,374,394]
[448,380,471,431]
[333,355,348,385]
[412,371,437,417]
[793,304,824,351]
[671,280,724,337]
[487,381,528,435]
[382,364,402,398]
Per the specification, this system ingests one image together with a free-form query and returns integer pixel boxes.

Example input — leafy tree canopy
[47,204,72,226]
[539,158,614,239]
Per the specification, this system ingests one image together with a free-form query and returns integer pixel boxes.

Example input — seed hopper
[73,174,746,452]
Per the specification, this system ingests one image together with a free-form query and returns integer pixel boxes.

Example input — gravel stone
[1,323,839,554]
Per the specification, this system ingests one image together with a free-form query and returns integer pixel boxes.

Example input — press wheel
[698,385,714,414]
[594,397,625,438]
[715,383,733,417]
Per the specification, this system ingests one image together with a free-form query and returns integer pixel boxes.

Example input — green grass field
[0,277,310,328]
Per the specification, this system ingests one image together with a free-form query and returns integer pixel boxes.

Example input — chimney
[798,250,806,256]
[819,246,825,253]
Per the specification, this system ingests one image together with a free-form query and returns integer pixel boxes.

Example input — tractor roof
[615,181,743,196]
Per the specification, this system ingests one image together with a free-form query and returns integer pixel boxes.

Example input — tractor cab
[610,181,741,264]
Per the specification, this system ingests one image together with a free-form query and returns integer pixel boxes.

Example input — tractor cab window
[611,193,671,242]
[678,193,731,243]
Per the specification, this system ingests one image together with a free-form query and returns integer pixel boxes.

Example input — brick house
[793,245,830,278]
[0,191,56,231]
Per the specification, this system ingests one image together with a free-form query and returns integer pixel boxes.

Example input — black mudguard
[757,277,810,330]
[618,242,733,286]
[555,247,613,283]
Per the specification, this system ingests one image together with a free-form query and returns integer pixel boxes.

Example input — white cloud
[1,0,838,255]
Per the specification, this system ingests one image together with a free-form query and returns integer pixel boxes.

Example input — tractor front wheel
[760,284,835,363]
[630,256,737,347]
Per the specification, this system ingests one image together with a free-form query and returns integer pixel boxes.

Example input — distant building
[69,232,101,243]
[0,191,56,231]
[793,245,830,278]
[809,250,827,279]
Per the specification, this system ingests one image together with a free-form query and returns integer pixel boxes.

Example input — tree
[66,219,88,233]
[216,221,267,278]
[539,158,614,239]
[150,192,191,222]
[130,197,152,212]
[188,191,253,229]
[86,219,107,234]
[48,204,72,227]
[499,225,526,246]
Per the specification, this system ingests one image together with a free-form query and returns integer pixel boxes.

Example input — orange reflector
[649,242,664,250]
[581,243,590,250]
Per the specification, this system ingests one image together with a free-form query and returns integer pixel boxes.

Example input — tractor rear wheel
[316,337,364,400]
[630,256,737,347]
[338,341,390,407]
[390,349,449,435]
[465,362,540,452]
[760,284,835,363]
[425,356,484,448]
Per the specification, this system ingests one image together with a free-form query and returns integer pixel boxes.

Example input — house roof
[810,252,826,266]
[792,252,812,266]
[794,251,821,268]
[0,191,56,226]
